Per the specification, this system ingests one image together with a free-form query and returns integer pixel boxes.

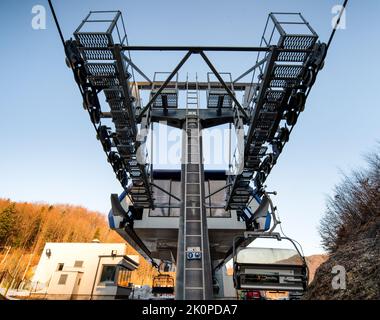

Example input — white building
[32,242,139,300]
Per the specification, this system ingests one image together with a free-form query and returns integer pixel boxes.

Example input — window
[99,265,116,283]
[207,180,231,218]
[117,268,132,287]
[149,180,181,217]
[74,260,84,268]
[58,274,68,285]
[57,263,64,271]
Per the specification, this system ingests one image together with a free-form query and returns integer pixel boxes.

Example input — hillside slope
[304,149,380,300]
[304,236,379,300]
[305,254,328,283]
[0,199,157,287]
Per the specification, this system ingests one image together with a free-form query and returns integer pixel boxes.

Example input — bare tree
[319,146,380,252]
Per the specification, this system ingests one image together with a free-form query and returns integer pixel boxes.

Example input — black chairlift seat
[233,246,308,292]
[151,274,175,294]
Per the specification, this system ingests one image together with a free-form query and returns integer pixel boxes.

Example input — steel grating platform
[226,12,322,212]
[72,11,154,208]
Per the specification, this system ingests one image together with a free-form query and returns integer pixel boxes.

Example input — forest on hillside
[0,199,157,289]
[305,147,379,299]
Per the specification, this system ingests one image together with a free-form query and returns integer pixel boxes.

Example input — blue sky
[0,0,379,255]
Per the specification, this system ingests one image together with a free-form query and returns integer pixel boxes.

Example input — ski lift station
[48,0,347,300]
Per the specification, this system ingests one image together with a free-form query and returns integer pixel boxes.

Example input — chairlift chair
[232,233,308,292]
[151,274,175,295]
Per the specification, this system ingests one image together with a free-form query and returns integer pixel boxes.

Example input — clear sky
[0,0,379,255]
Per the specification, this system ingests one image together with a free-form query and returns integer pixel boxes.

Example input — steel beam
[151,183,182,202]
[199,51,249,121]
[81,45,313,53]
[119,46,312,53]
[122,53,152,84]
[205,183,232,199]
[135,81,254,91]
[138,51,192,121]
[233,57,268,83]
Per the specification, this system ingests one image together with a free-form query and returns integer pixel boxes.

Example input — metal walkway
[226,13,323,211]
[71,11,154,208]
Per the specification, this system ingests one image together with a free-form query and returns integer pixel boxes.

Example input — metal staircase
[69,11,154,208]
[226,13,324,212]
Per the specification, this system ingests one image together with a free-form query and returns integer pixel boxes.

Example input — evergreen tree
[0,203,17,245]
